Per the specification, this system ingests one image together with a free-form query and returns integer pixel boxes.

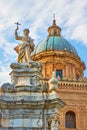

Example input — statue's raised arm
[14,25,35,63]
[15,27,23,40]
[15,22,22,40]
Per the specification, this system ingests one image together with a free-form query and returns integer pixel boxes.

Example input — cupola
[48,14,61,37]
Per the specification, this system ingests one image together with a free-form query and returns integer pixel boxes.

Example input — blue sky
[0,0,87,85]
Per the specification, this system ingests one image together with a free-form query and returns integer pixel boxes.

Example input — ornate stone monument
[0,24,65,130]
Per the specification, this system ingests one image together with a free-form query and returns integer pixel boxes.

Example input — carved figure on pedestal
[53,114,60,124]
[48,71,58,92]
[14,23,34,63]
[47,118,52,130]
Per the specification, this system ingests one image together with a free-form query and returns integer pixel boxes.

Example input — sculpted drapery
[14,28,34,63]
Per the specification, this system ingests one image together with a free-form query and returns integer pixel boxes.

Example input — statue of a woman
[14,27,34,63]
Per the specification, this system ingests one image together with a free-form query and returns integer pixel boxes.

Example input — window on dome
[76,74,79,81]
[56,70,62,79]
[54,29,57,35]
[65,111,76,128]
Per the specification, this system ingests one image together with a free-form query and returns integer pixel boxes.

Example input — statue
[48,71,58,92]
[14,22,34,63]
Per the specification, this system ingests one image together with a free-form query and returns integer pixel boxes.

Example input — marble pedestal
[0,61,66,130]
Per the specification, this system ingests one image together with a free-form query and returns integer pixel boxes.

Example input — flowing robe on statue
[14,31,34,63]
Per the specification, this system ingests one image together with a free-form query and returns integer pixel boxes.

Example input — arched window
[54,29,57,35]
[65,111,76,128]
[56,70,62,79]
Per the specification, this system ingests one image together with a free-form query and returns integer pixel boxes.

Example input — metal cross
[15,22,21,29]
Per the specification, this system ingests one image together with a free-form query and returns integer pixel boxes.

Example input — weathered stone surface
[0,60,65,130]
[1,83,15,93]
[10,61,42,88]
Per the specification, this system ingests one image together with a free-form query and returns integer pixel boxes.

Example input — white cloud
[0,72,10,87]
[71,24,87,45]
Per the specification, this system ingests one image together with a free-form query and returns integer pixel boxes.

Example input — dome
[34,16,78,56]
[34,36,78,56]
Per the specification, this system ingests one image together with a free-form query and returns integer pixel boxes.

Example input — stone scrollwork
[10,63,27,69]
[28,60,42,72]
[10,61,42,72]
[32,83,48,92]
[1,83,15,93]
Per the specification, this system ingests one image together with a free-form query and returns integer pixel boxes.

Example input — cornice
[58,79,87,91]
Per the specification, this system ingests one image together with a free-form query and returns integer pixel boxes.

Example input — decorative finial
[53,14,55,20]
[48,15,61,37]
[15,22,21,29]
[53,14,56,26]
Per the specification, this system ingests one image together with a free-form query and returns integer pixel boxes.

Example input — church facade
[33,18,87,130]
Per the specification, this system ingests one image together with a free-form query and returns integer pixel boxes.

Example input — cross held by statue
[15,22,21,29]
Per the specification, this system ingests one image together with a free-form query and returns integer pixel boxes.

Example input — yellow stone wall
[58,81,87,130]
[33,49,87,130]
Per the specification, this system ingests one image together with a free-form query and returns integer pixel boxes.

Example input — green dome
[35,36,78,56]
